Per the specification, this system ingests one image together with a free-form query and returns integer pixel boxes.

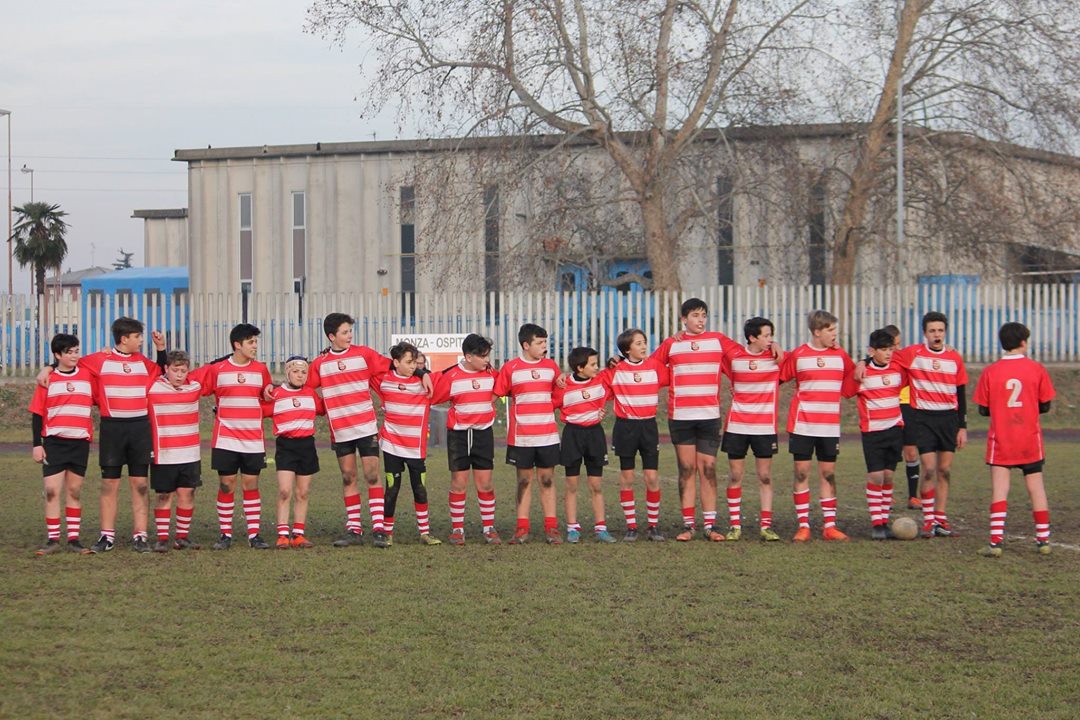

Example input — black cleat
[90,535,115,553]
[152,540,170,553]
[132,536,151,553]
[35,539,62,556]
[248,534,271,550]
[332,530,364,547]
[173,537,201,550]
[66,539,94,554]
[871,525,888,541]
[623,528,639,542]
[212,534,233,551]
[647,525,666,542]
[372,530,389,549]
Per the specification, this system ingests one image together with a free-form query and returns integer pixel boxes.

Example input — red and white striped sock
[384,517,395,535]
[820,497,838,529]
[175,507,193,539]
[416,502,430,535]
[154,508,171,541]
[989,500,1007,545]
[760,509,773,529]
[727,487,742,528]
[645,489,661,527]
[45,517,61,541]
[102,528,116,543]
[794,490,811,529]
[216,490,234,537]
[594,522,607,534]
[865,483,883,525]
[344,493,363,533]
[567,522,581,533]
[65,506,81,541]
[620,489,637,530]
[449,492,467,531]
[292,522,306,536]
[368,486,385,532]
[477,490,496,531]
[882,483,894,517]
[703,510,717,531]
[1033,509,1050,543]
[277,523,290,537]
[921,488,936,528]
[681,507,696,530]
[242,489,261,539]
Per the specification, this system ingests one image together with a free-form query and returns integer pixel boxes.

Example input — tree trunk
[831,0,926,284]
[639,190,681,292]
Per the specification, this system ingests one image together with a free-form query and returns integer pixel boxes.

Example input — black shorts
[612,418,659,471]
[561,423,609,477]
[789,434,840,462]
[669,418,721,455]
[913,410,960,454]
[990,460,1045,476]
[506,443,560,470]
[211,447,266,476]
[275,435,320,475]
[900,404,918,446]
[861,426,904,473]
[332,434,380,459]
[151,461,203,493]
[447,427,495,472]
[41,437,90,477]
[99,417,152,477]
[383,452,427,476]
[721,432,778,460]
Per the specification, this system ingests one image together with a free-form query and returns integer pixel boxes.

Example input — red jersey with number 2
[973,354,1055,466]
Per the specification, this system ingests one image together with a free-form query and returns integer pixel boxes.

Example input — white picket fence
[2,284,1078,374]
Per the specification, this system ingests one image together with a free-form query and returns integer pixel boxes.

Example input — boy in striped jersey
[430,334,501,545]
[271,356,325,548]
[494,323,562,545]
[37,317,167,553]
[882,325,923,510]
[848,330,907,540]
[720,317,782,542]
[147,351,204,552]
[29,334,96,555]
[190,323,275,550]
[974,322,1055,557]
[653,298,740,541]
[306,314,393,548]
[371,341,441,547]
[604,329,668,542]
[555,346,614,543]
[780,310,856,542]
[892,312,968,538]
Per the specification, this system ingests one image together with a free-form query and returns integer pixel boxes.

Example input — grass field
[2,437,1078,719]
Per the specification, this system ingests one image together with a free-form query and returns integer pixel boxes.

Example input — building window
[717,176,734,285]
[400,186,416,316]
[483,185,500,293]
[292,191,306,282]
[808,181,827,286]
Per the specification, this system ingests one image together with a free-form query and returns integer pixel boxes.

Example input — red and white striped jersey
[850,360,907,433]
[430,363,498,430]
[780,344,855,437]
[894,345,968,412]
[79,348,160,418]
[493,357,560,447]
[190,358,272,454]
[722,346,780,436]
[147,377,203,465]
[270,384,325,439]
[601,357,668,420]
[372,370,431,459]
[29,367,96,441]
[553,375,607,427]
[652,331,739,421]
[306,345,391,442]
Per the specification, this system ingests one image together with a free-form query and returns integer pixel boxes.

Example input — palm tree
[11,201,69,297]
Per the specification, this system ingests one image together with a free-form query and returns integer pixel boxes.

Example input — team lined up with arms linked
[29,299,1056,558]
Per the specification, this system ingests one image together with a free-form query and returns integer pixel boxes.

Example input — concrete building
[143,124,1080,296]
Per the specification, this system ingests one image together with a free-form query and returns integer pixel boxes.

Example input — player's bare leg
[982,466,1012,556]
[99,477,121,541]
[564,473,581,539]
[792,459,812,541]
[756,457,778,540]
[332,453,365,546]
[276,470,295,547]
[587,474,610,541]
[818,460,847,540]
[699,452,723,540]
[726,457,745,539]
[291,474,313,547]
[537,467,559,542]
[674,444,698,539]
[129,475,149,538]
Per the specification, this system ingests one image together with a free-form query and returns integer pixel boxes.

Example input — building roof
[81,266,189,293]
[131,208,188,219]
[173,122,1080,169]
[58,266,111,286]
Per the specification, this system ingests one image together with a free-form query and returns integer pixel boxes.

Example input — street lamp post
[1,108,10,296]
[21,164,34,202]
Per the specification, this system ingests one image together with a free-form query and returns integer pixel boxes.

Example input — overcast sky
[2,0,395,293]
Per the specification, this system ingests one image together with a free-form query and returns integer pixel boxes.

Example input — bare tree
[827,0,1080,284]
[307,0,820,291]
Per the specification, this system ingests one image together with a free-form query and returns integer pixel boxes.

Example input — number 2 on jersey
[1005,378,1023,407]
